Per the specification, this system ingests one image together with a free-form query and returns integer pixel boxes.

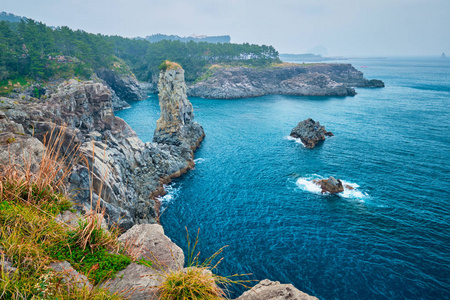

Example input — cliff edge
[188,63,384,99]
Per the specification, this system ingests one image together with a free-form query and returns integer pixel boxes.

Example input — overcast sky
[2,0,449,56]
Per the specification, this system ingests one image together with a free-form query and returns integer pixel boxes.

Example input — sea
[116,57,450,299]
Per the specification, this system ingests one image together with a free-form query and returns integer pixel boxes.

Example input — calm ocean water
[116,57,450,299]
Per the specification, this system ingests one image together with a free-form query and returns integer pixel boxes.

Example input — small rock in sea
[290,118,333,148]
[313,176,344,194]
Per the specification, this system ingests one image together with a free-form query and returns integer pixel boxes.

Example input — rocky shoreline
[0,64,318,299]
[187,63,384,99]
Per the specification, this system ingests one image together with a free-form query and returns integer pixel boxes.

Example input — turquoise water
[116,58,450,299]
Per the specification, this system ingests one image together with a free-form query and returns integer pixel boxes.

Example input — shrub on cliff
[156,229,251,300]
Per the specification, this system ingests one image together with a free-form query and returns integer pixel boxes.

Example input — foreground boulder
[118,224,184,270]
[101,263,161,300]
[236,279,318,300]
[314,176,344,194]
[103,223,183,299]
[290,118,333,148]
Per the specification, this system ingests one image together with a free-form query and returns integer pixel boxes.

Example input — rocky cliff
[0,66,203,229]
[96,68,147,110]
[188,63,384,99]
[153,63,205,158]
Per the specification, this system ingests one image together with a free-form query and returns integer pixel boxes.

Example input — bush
[156,229,252,300]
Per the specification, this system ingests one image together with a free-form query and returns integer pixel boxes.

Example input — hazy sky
[2,0,449,56]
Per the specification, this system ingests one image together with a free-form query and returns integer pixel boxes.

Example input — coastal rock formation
[0,72,204,229]
[96,68,147,110]
[103,223,183,299]
[235,279,318,300]
[102,263,161,299]
[188,63,384,99]
[118,224,184,270]
[290,118,333,148]
[153,62,205,161]
[314,176,344,194]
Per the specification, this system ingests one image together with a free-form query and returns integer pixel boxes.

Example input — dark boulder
[290,118,333,148]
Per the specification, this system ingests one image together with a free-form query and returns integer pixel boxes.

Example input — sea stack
[314,177,344,194]
[153,61,205,160]
[290,118,333,148]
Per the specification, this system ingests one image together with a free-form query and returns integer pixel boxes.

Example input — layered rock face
[188,63,384,99]
[0,74,203,229]
[96,68,147,110]
[153,66,205,163]
[290,118,333,148]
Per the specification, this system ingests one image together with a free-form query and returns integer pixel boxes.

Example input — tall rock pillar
[153,61,205,160]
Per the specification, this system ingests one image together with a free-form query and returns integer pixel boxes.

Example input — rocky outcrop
[50,261,93,290]
[153,63,205,162]
[235,279,318,300]
[0,73,203,229]
[103,223,184,299]
[102,263,161,300]
[290,118,333,148]
[314,176,344,194]
[188,63,384,99]
[96,68,147,110]
[118,224,184,270]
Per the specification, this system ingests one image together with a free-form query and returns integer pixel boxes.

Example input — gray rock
[188,63,384,99]
[101,263,162,300]
[0,247,17,275]
[118,224,184,270]
[235,279,318,300]
[56,210,81,228]
[153,66,205,157]
[290,118,333,148]
[0,75,203,229]
[50,261,93,290]
[96,68,146,104]
[0,133,45,172]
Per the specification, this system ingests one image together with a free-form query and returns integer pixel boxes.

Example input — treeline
[0,19,116,81]
[107,36,280,81]
[0,17,280,84]
[144,34,231,44]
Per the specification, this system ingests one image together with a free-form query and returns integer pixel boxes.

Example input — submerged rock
[314,176,344,194]
[290,118,333,148]
[235,279,318,300]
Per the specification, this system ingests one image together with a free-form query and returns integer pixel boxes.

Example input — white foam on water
[194,158,206,164]
[295,175,369,201]
[284,135,306,147]
[157,183,181,205]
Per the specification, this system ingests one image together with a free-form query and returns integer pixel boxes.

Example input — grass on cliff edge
[0,127,130,299]
[156,229,253,300]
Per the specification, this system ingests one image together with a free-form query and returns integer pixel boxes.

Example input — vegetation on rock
[0,16,280,95]
[0,128,129,298]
